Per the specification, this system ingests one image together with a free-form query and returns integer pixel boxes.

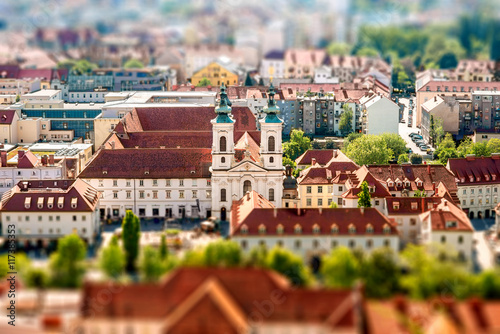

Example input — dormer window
[24,197,31,209]
[47,197,54,209]
[393,202,400,210]
[312,224,320,234]
[396,181,402,187]
[37,197,43,209]
[460,177,465,183]
[388,181,394,187]
[469,176,474,182]
[493,175,497,181]
[348,224,356,234]
[71,198,77,209]
[294,224,302,234]
[57,197,64,209]
[404,181,410,187]
[416,180,423,187]
[240,224,248,234]
[366,224,374,234]
[331,224,339,234]
[383,224,391,235]
[276,224,284,235]
[258,224,266,235]
[446,221,457,228]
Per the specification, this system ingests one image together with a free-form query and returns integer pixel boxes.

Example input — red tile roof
[296,149,351,166]
[417,80,500,92]
[0,110,16,125]
[366,164,458,194]
[78,148,212,179]
[81,267,361,332]
[421,199,474,232]
[18,69,53,81]
[231,191,397,236]
[0,179,99,212]
[447,155,500,186]
[17,151,39,169]
[385,196,443,215]
[336,166,392,199]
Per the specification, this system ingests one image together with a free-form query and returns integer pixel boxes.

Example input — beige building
[0,110,18,144]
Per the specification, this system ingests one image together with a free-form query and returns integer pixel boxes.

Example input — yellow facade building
[191,61,239,87]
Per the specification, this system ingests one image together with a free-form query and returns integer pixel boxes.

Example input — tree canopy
[339,104,354,136]
[357,181,372,208]
[50,234,87,288]
[344,134,393,165]
[123,58,144,69]
[283,129,312,161]
[196,77,212,87]
[122,210,141,271]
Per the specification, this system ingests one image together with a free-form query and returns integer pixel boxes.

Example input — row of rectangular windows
[110,190,211,199]
[6,215,87,222]
[241,239,392,250]
[100,179,211,187]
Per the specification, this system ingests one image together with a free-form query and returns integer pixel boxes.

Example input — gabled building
[296,149,351,169]
[231,191,399,259]
[76,267,364,334]
[447,154,500,219]
[190,60,241,87]
[284,49,328,79]
[0,179,100,245]
[360,93,399,135]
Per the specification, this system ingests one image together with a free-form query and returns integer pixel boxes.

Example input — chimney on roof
[311,158,316,166]
[434,96,437,102]
[432,182,436,191]
[41,155,48,166]
[466,154,476,161]
[273,207,278,218]
[246,191,251,201]
[49,154,54,165]
[0,151,6,167]
[318,207,322,215]
[443,199,448,206]
[360,207,364,214]
[297,207,301,216]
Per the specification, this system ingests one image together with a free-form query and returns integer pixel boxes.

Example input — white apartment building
[0,179,100,245]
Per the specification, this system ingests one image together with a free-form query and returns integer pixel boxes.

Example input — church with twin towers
[210,83,284,220]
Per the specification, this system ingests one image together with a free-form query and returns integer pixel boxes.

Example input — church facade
[211,84,284,220]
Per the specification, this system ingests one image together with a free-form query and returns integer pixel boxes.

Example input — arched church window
[268,136,275,152]
[243,180,252,194]
[220,136,227,152]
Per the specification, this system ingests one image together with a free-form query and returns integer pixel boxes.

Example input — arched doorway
[310,255,321,274]
[478,211,483,219]
[469,211,474,219]
[485,210,490,218]
[221,207,227,221]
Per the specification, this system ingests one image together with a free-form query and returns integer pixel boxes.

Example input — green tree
[244,72,253,86]
[203,240,242,267]
[99,242,126,279]
[344,135,393,165]
[329,201,338,208]
[196,77,212,87]
[362,247,400,298]
[356,46,379,57]
[357,181,372,208]
[343,132,362,151]
[50,234,87,288]
[57,59,77,70]
[413,189,426,197]
[283,129,312,160]
[139,246,166,282]
[159,234,168,260]
[471,142,490,157]
[322,247,360,288]
[380,133,408,158]
[429,116,445,146]
[122,210,141,271]
[435,133,457,164]
[266,246,311,286]
[123,58,144,69]
[339,104,354,136]
[409,153,423,165]
[24,267,50,312]
[474,269,500,299]
[457,137,473,157]
[486,138,500,154]
[327,42,352,55]
[71,59,98,75]
[245,245,268,267]
[15,95,20,102]
[398,153,409,164]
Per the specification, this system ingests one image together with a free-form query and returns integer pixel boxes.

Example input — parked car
[419,145,428,151]
[412,136,423,142]
[409,132,420,138]
[401,119,406,123]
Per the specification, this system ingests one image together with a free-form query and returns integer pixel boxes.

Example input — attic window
[24,197,31,209]
[331,224,339,234]
[37,197,43,209]
[445,221,457,228]
[493,175,497,181]
[57,197,64,209]
[460,177,465,183]
[144,170,149,175]
[383,224,391,234]
[71,198,77,209]
[416,180,423,187]
[396,181,402,187]
[388,181,394,187]
[393,202,400,210]
[469,176,473,182]
[348,224,356,234]
[294,224,302,234]
[47,197,54,209]
[258,224,266,235]
[369,186,375,193]
[366,224,374,234]
[103,170,108,175]
[404,181,410,187]
[312,224,320,234]
[240,224,248,234]
[276,224,284,235]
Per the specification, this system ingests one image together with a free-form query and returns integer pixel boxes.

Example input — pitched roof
[338,166,392,199]
[17,151,39,169]
[421,199,474,232]
[447,155,500,186]
[417,80,500,92]
[81,267,361,331]
[285,49,327,67]
[385,196,443,215]
[78,148,212,179]
[0,109,16,125]
[0,179,99,212]
[366,164,458,194]
[231,191,397,236]
[296,149,352,166]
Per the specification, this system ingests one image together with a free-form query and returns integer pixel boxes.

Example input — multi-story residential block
[420,95,466,142]
[259,50,285,79]
[0,179,100,245]
[190,60,241,87]
[415,80,500,126]
[360,94,399,135]
[231,190,399,259]
[455,59,495,82]
[447,155,500,219]
[77,267,364,334]
[420,199,475,261]
[0,78,41,96]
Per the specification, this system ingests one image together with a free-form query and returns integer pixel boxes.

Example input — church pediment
[228,161,268,173]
